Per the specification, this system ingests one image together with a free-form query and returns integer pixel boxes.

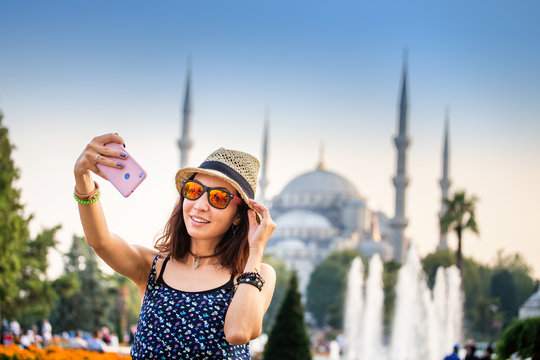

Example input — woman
[74,133,276,359]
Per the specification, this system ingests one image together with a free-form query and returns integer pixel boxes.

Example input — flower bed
[0,345,131,360]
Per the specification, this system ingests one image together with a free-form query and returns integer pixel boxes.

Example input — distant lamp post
[489,304,499,342]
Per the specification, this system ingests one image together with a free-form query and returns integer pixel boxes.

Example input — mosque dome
[273,168,361,208]
[283,168,359,197]
[271,239,308,256]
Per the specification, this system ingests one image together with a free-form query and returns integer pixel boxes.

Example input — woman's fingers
[250,202,274,225]
[249,200,267,215]
[247,208,258,227]
[74,133,126,179]
[94,151,126,169]
[248,200,276,237]
[88,133,127,159]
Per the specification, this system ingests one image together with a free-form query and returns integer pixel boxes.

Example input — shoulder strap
[156,255,171,283]
[148,254,161,282]
[225,273,235,289]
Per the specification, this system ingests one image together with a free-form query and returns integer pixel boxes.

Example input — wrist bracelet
[236,269,265,292]
[74,181,100,204]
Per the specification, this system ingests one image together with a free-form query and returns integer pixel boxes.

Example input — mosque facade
[262,58,451,293]
[177,57,452,294]
[264,156,396,293]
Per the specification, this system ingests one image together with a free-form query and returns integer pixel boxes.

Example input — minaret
[390,52,411,263]
[438,109,451,250]
[257,109,270,204]
[177,60,193,168]
[317,143,325,170]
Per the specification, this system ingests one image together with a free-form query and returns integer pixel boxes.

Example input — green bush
[497,317,540,360]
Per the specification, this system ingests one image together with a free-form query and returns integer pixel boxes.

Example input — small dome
[273,210,338,239]
[266,238,311,258]
[359,239,393,262]
[277,239,306,251]
[520,286,540,319]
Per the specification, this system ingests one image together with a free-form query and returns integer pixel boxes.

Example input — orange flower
[1,345,131,360]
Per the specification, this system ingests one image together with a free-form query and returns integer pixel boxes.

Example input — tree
[0,112,31,322]
[0,113,60,326]
[491,251,536,327]
[440,190,479,272]
[497,317,540,360]
[105,273,141,340]
[50,235,112,332]
[14,225,61,327]
[264,272,312,360]
[306,249,359,329]
[422,249,455,289]
[262,255,292,333]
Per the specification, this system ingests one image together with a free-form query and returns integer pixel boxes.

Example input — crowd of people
[1,319,53,348]
[444,341,494,360]
[1,318,130,353]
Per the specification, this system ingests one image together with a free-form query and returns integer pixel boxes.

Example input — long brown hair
[154,193,250,275]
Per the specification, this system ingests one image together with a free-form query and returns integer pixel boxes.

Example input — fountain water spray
[344,257,363,360]
[344,246,463,360]
[362,254,384,359]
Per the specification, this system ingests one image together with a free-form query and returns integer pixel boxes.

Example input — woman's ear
[233,213,241,226]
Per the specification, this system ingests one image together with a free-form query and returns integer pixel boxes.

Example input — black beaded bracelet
[237,276,265,291]
[231,270,265,297]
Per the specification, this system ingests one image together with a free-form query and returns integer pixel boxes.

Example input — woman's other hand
[246,201,276,252]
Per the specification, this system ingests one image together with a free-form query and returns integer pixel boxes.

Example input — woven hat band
[199,160,255,199]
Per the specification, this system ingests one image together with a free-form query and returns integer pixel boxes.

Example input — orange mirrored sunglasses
[182,179,243,209]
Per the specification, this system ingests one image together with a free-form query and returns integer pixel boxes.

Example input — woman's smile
[189,215,210,224]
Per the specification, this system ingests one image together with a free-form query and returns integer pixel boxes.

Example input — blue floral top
[131,255,250,359]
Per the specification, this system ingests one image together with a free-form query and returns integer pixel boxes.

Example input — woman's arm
[74,133,155,287]
[224,201,276,345]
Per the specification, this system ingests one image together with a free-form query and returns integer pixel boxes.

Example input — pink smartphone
[96,142,147,197]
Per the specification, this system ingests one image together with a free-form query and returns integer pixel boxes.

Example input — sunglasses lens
[208,189,231,209]
[183,181,203,200]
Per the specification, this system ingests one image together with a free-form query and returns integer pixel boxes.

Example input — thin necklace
[188,249,222,270]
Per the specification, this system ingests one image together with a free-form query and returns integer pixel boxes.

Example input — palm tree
[440,190,479,272]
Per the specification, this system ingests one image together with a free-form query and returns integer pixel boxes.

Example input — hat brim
[175,168,255,212]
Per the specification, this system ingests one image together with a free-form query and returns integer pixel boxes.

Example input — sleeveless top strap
[156,255,171,283]
[148,254,161,282]
[225,273,235,291]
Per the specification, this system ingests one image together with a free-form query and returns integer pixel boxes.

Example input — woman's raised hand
[246,200,276,252]
[74,133,126,180]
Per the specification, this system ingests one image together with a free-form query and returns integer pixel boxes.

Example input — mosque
[177,58,452,293]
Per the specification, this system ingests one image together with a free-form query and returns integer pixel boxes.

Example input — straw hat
[175,148,260,211]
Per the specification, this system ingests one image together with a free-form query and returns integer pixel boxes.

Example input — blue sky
[1,0,539,278]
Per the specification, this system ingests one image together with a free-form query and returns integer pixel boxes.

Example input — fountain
[344,257,364,359]
[343,247,463,360]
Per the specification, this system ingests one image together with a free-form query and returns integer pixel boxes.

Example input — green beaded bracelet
[73,191,100,204]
